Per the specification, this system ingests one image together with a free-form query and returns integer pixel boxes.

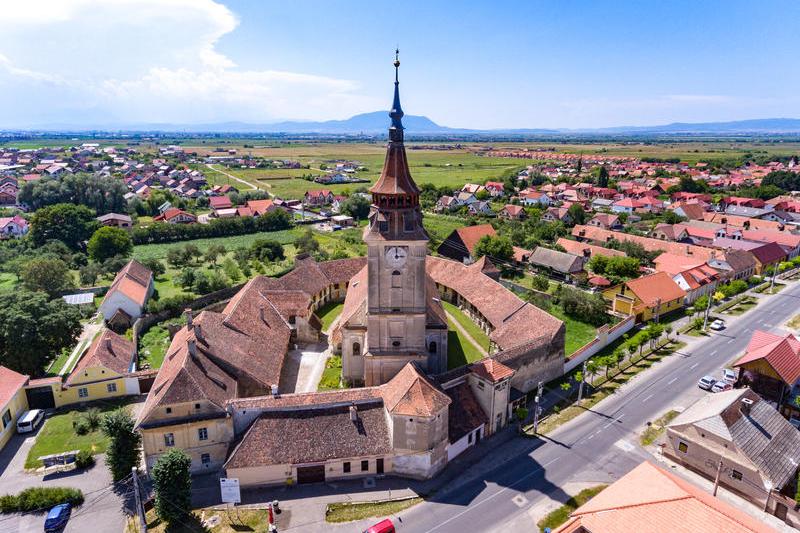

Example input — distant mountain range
[10,114,800,136]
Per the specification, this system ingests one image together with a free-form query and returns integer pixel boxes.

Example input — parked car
[711,381,733,393]
[722,368,737,384]
[16,409,44,434]
[44,503,71,532]
[364,518,395,533]
[709,319,725,331]
[698,375,717,391]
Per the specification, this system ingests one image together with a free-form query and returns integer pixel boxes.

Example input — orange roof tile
[624,271,686,306]
[0,366,28,407]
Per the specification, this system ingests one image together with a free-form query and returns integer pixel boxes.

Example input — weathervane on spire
[389,48,404,142]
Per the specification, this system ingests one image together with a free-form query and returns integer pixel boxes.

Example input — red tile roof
[624,272,686,306]
[454,224,497,254]
[555,461,775,533]
[66,329,135,386]
[556,238,625,259]
[101,259,153,308]
[735,330,800,385]
[0,366,28,407]
[381,363,451,417]
[469,359,514,382]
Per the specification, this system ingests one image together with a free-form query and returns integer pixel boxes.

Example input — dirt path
[205,163,269,191]
[445,310,488,357]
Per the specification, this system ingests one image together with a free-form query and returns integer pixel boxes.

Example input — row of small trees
[585,322,673,382]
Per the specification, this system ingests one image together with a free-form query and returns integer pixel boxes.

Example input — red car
[364,518,395,533]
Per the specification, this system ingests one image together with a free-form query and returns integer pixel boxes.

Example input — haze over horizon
[1,0,798,130]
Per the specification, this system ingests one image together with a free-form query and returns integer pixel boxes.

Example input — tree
[0,290,82,375]
[140,258,166,278]
[151,449,192,526]
[531,274,550,292]
[596,165,609,188]
[341,195,371,219]
[222,257,242,282]
[249,239,285,262]
[20,257,74,296]
[296,229,320,255]
[555,285,609,326]
[473,235,513,263]
[17,173,128,213]
[204,244,227,266]
[30,203,98,249]
[100,409,141,482]
[566,203,586,226]
[662,210,686,225]
[87,226,133,263]
[79,263,103,286]
[762,170,800,192]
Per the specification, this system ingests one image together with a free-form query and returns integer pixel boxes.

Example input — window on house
[164,433,175,447]
[201,453,211,466]
[343,461,351,473]
[198,427,208,441]
[391,271,402,288]
[107,383,117,393]
[78,388,88,398]
[468,432,473,444]
[731,470,743,481]
[195,403,201,410]
[353,342,361,356]
[678,441,688,453]
[2,410,11,429]
[477,381,485,390]
[166,407,172,414]
[361,460,369,472]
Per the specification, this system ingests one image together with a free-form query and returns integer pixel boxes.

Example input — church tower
[362,51,431,386]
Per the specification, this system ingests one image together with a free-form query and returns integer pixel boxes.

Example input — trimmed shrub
[75,450,94,469]
[0,487,84,513]
[73,417,91,436]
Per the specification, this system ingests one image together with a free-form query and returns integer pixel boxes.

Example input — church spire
[389,48,404,142]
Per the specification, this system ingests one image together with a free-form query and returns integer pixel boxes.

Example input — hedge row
[131,209,292,245]
[0,487,84,513]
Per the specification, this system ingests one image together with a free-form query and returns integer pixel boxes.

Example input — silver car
[698,375,716,391]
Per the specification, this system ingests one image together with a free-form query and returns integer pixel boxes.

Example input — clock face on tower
[385,246,408,268]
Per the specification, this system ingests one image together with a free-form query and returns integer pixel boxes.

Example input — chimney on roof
[740,397,754,416]
[187,338,197,359]
[105,337,113,353]
[271,384,279,398]
[349,403,358,422]
[259,307,266,323]
[185,308,193,330]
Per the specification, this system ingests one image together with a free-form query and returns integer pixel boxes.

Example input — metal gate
[296,465,325,484]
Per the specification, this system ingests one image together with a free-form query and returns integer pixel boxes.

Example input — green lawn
[316,301,344,332]
[46,347,73,376]
[547,307,597,356]
[318,355,348,391]
[640,409,680,446]
[447,330,483,370]
[326,497,423,523]
[132,228,301,262]
[442,301,491,351]
[139,324,172,369]
[537,485,607,532]
[25,399,133,469]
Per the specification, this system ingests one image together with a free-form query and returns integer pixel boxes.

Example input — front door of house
[376,458,384,474]
[775,502,788,521]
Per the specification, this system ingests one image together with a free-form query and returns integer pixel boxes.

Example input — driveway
[0,402,146,532]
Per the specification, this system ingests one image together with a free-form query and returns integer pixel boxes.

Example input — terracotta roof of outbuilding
[445,383,488,442]
[66,329,135,386]
[623,271,686,305]
[469,359,514,382]
[735,330,800,385]
[572,225,714,260]
[224,402,391,469]
[381,363,451,417]
[554,461,775,533]
[453,224,497,254]
[556,238,625,259]
[101,259,152,308]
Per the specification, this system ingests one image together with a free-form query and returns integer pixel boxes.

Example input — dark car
[44,503,71,532]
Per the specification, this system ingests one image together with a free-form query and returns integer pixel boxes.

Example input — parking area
[0,403,143,532]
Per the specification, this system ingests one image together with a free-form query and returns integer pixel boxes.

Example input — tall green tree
[30,203,98,249]
[596,165,609,188]
[151,449,192,526]
[566,203,586,226]
[100,409,141,482]
[87,226,133,263]
[473,235,513,262]
[0,290,82,375]
[340,195,371,219]
[20,257,75,297]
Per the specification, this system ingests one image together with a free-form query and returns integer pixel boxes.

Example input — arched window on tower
[392,270,402,288]
[353,342,361,356]
[428,341,437,354]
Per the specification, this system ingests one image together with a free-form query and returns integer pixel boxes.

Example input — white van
[16,409,44,434]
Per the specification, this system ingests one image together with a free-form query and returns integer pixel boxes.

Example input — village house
[434,195,457,213]
[498,204,527,221]
[665,389,800,525]
[528,247,584,280]
[304,189,334,207]
[484,181,504,197]
[518,190,551,207]
[0,366,29,452]
[153,207,197,224]
[541,207,572,224]
[586,213,622,230]
[467,200,494,217]
[96,212,132,229]
[437,224,497,263]
[0,215,28,238]
[209,195,233,214]
[602,271,686,322]
[554,460,775,533]
[98,260,155,329]
[555,238,626,260]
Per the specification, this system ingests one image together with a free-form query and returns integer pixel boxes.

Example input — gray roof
[529,247,584,274]
[62,293,94,305]
[725,205,771,218]
[670,389,800,490]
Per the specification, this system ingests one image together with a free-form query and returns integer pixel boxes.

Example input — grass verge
[447,329,483,370]
[537,486,607,532]
[25,398,134,469]
[316,301,344,332]
[127,507,271,533]
[318,355,346,391]
[640,409,680,446]
[547,307,598,356]
[788,314,800,331]
[442,301,491,351]
[326,497,423,523]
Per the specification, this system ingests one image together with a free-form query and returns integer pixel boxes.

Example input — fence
[564,315,635,373]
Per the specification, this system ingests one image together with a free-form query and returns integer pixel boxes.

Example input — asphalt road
[395,281,800,533]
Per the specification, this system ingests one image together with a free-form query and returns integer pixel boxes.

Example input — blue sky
[0,0,798,129]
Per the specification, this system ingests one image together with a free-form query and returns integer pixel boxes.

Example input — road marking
[710,350,717,356]
[667,377,678,385]
[424,456,561,532]
[615,439,635,452]
[642,394,653,403]
[603,421,614,429]
[586,433,595,440]
[690,362,699,369]
[511,494,528,508]
[727,338,735,344]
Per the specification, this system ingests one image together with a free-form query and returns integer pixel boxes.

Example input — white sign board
[220,478,241,504]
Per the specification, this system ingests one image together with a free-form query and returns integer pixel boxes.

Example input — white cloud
[0,0,378,126]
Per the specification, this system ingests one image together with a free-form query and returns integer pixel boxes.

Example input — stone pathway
[445,310,488,357]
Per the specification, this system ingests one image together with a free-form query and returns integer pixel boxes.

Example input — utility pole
[132,466,147,533]
[702,290,713,331]
[712,460,723,497]
[532,381,544,434]
[770,264,778,292]
[654,298,661,324]
[578,360,587,402]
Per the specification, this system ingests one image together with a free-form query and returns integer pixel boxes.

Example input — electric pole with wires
[132,466,147,532]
